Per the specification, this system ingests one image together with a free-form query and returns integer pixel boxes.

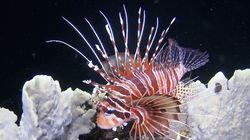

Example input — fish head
[97,100,127,130]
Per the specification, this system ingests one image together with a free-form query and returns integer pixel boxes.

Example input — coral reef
[0,69,249,139]
[187,69,250,139]
[59,88,96,140]
[0,75,96,140]
[0,108,19,140]
[20,75,73,139]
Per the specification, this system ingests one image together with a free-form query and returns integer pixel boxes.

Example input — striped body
[102,59,184,110]
[48,5,209,140]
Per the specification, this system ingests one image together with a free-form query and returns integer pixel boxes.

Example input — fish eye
[106,109,114,114]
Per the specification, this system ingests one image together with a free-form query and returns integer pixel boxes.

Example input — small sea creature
[47,5,209,140]
[215,82,222,93]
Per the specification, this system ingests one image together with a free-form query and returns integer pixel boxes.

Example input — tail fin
[178,42,209,71]
[154,39,209,72]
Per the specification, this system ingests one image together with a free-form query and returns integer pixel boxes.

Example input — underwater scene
[1,0,249,140]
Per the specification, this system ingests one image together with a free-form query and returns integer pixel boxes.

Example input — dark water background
[1,0,249,123]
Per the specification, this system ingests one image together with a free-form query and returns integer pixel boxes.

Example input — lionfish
[47,5,209,140]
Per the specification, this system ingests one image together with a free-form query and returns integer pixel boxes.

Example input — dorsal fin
[101,53,135,74]
[134,8,146,62]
